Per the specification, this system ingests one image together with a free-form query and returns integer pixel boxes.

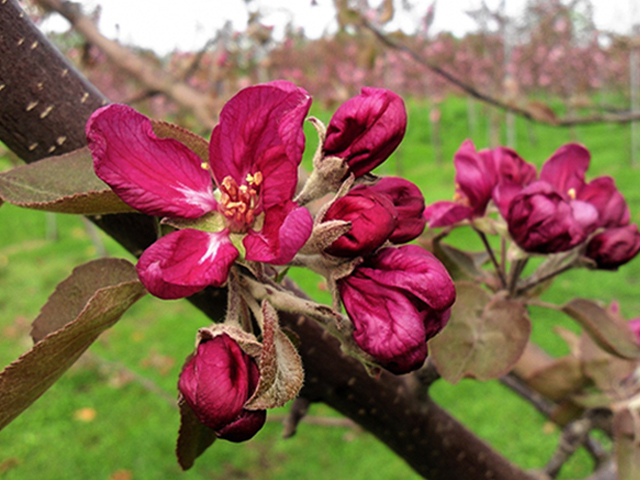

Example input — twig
[474,227,507,288]
[360,17,640,127]
[500,373,556,418]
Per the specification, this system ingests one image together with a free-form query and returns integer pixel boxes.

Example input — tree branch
[360,17,640,127]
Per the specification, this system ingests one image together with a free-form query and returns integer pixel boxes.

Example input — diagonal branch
[34,0,218,129]
[360,17,640,127]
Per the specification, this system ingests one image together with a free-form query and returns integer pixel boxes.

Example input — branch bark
[0,2,538,479]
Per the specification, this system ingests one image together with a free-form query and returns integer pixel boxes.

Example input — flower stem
[474,227,507,288]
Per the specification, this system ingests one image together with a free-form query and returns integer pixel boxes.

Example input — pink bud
[585,224,640,270]
[324,87,407,177]
[323,185,396,257]
[178,334,266,442]
[338,245,455,374]
[371,177,426,243]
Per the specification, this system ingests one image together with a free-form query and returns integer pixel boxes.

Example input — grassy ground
[1,96,640,479]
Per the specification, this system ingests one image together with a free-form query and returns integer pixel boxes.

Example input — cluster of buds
[425,140,640,272]
[86,82,455,446]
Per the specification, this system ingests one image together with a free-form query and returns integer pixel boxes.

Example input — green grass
[2,96,640,479]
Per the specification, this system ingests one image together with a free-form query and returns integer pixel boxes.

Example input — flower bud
[371,177,426,243]
[507,181,598,253]
[323,87,406,177]
[338,245,456,374]
[585,224,640,270]
[323,185,397,257]
[178,333,266,442]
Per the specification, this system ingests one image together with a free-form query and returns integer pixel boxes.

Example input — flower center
[219,172,263,233]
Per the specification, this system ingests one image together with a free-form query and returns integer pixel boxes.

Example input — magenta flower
[178,333,266,442]
[425,140,535,227]
[507,181,598,253]
[323,87,407,177]
[323,185,396,257]
[585,225,640,270]
[371,176,426,243]
[506,143,631,254]
[87,81,313,299]
[337,245,455,374]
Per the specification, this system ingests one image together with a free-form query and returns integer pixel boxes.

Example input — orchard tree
[2,2,640,480]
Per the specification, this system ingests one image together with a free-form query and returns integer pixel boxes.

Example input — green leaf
[0,147,135,215]
[562,298,640,360]
[0,258,146,431]
[432,238,490,282]
[429,282,531,383]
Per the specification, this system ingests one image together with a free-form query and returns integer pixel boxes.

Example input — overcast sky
[39,0,640,55]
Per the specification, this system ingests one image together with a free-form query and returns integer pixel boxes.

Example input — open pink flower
[425,140,535,227]
[338,245,455,374]
[87,81,313,299]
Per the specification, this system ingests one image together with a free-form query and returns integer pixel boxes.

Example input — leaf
[0,258,146,431]
[175,386,216,471]
[562,298,640,360]
[614,407,640,480]
[151,120,209,162]
[432,238,490,282]
[579,333,637,392]
[245,301,304,410]
[526,356,585,401]
[0,147,135,215]
[429,282,531,383]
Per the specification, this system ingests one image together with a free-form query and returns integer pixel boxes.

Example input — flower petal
[424,201,475,228]
[87,104,217,218]
[244,203,313,264]
[578,176,630,228]
[209,82,311,209]
[137,229,238,299]
[540,143,590,195]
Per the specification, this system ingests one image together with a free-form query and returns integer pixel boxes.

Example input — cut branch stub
[0,147,135,215]
[429,282,531,383]
[613,407,640,480]
[0,258,146,431]
[562,298,640,360]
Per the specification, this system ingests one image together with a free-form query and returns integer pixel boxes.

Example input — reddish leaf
[151,120,209,162]
[0,147,134,215]
[432,237,490,282]
[429,282,531,383]
[579,334,637,393]
[526,356,585,402]
[562,298,640,360]
[0,259,146,431]
[176,385,216,471]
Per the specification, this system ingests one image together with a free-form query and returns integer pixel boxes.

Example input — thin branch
[360,17,640,127]
[474,227,507,288]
